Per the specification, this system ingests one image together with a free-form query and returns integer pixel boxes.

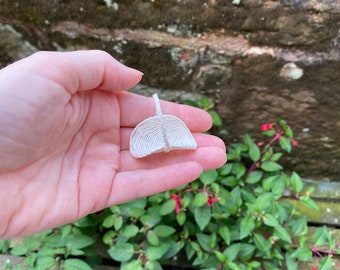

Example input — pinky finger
[106,161,203,206]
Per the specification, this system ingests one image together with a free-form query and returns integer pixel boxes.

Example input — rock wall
[0,0,339,180]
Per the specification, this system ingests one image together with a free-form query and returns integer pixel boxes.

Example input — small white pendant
[130,93,197,158]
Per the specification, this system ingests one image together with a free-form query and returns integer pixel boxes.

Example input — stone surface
[0,1,339,180]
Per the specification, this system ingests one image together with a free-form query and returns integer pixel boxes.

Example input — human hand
[0,50,226,239]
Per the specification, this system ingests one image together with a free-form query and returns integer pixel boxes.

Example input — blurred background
[0,0,339,181]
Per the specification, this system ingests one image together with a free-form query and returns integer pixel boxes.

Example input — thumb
[11,50,143,94]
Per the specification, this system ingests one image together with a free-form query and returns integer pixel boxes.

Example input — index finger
[117,92,213,132]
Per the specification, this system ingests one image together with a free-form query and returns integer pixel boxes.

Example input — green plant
[1,114,338,269]
[98,120,336,270]
[0,225,98,270]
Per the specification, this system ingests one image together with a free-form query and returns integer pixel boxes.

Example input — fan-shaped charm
[130,93,197,158]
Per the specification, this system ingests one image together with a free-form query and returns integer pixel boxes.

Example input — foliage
[1,107,338,269]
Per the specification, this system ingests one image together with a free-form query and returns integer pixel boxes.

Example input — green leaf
[241,189,256,203]
[270,152,282,162]
[218,163,233,176]
[140,210,161,228]
[246,171,263,184]
[36,257,56,269]
[223,243,241,261]
[176,211,186,225]
[284,126,294,138]
[200,97,214,110]
[290,246,312,261]
[146,242,170,260]
[162,240,183,259]
[221,176,238,187]
[10,244,28,256]
[66,235,94,249]
[120,225,139,238]
[247,261,261,269]
[271,177,285,196]
[25,253,37,268]
[191,192,208,207]
[129,207,145,218]
[291,172,303,193]
[199,169,218,185]
[218,226,231,245]
[313,226,330,246]
[255,193,274,211]
[232,162,246,179]
[253,234,271,252]
[227,261,243,270]
[231,186,242,207]
[184,99,200,108]
[194,205,211,231]
[147,230,160,246]
[300,195,319,211]
[290,216,307,236]
[263,260,279,270]
[192,252,209,266]
[238,244,255,261]
[285,252,298,270]
[274,226,292,244]
[120,198,146,216]
[319,255,333,270]
[240,215,255,239]
[183,99,200,108]
[121,260,143,270]
[159,199,176,215]
[196,233,211,251]
[249,143,261,162]
[103,230,116,245]
[210,110,223,126]
[263,176,279,191]
[63,259,92,270]
[243,133,254,147]
[114,215,124,231]
[103,215,115,228]
[215,250,226,263]
[279,137,292,153]
[145,260,163,270]
[261,161,283,172]
[70,248,85,256]
[154,225,176,237]
[108,243,134,262]
[262,213,279,227]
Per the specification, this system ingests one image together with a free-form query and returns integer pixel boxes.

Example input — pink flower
[207,197,218,207]
[292,140,299,147]
[261,123,274,131]
[273,133,281,141]
[172,194,182,213]
[311,267,318,270]
[257,141,264,147]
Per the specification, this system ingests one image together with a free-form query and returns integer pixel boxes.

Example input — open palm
[0,51,226,239]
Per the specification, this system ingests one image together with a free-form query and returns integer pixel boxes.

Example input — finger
[12,50,143,94]
[120,129,225,151]
[118,146,227,172]
[117,92,212,131]
[107,161,203,205]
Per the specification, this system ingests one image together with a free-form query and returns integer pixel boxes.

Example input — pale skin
[0,50,226,239]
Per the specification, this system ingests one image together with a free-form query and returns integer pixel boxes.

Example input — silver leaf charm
[130,93,197,158]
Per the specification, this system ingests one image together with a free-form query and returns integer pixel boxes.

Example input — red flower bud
[207,197,218,207]
[261,123,274,131]
[172,194,182,213]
